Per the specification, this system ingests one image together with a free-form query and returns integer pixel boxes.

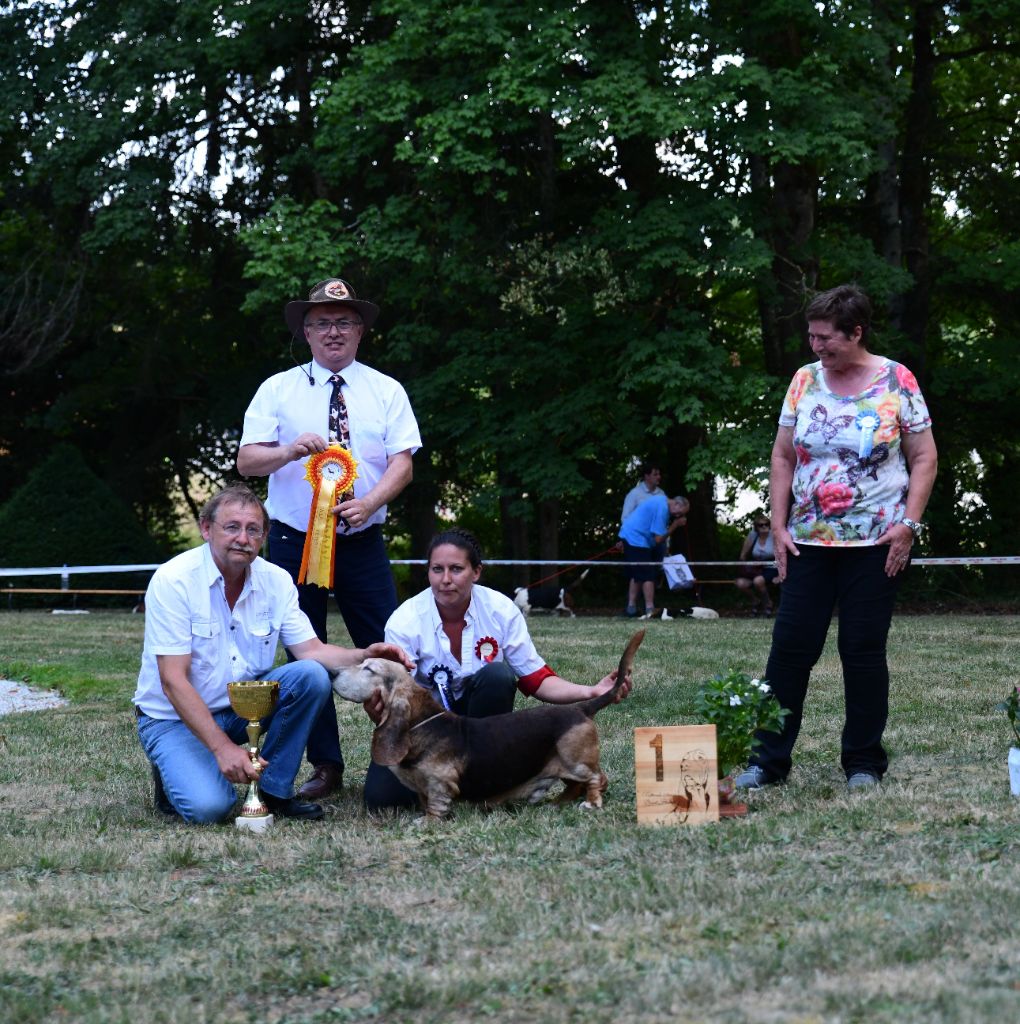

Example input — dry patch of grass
[1,611,1019,1022]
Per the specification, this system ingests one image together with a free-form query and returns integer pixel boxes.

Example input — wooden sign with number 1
[634,725,719,825]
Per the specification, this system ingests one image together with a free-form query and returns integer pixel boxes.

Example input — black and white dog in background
[513,569,589,618]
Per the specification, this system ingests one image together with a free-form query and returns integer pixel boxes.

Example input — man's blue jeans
[268,521,398,773]
[137,660,332,823]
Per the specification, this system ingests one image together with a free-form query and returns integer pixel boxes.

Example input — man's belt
[273,520,381,541]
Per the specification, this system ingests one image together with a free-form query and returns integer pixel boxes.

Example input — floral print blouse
[779,359,932,545]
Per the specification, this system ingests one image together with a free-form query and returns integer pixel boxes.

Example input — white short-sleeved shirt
[620,481,664,525]
[239,359,422,533]
[132,545,317,719]
[384,585,551,701]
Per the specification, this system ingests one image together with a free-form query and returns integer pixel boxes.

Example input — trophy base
[234,813,274,834]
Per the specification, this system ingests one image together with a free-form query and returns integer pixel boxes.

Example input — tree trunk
[891,1,938,379]
[500,498,530,588]
[403,473,439,595]
[662,423,720,563]
[743,22,819,378]
[757,158,819,379]
[537,497,560,563]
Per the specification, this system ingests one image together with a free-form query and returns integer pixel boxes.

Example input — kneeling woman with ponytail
[363,527,629,810]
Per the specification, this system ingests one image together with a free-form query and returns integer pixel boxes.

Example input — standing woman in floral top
[736,284,937,792]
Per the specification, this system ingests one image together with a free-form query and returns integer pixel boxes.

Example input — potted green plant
[995,686,1020,796]
[695,670,789,810]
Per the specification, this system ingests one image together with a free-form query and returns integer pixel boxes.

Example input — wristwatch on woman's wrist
[901,517,924,538]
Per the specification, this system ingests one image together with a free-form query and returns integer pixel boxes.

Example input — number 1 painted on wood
[649,733,664,781]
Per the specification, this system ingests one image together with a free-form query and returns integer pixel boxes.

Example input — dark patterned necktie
[328,374,350,448]
[328,374,353,531]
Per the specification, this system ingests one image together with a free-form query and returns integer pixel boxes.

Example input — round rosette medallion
[428,665,455,709]
[304,445,358,493]
[855,409,881,458]
[298,445,360,588]
[474,636,499,663]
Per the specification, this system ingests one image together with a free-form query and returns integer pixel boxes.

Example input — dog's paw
[579,800,603,811]
[413,813,450,828]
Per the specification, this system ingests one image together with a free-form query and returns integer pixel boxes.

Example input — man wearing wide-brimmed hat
[237,277,421,800]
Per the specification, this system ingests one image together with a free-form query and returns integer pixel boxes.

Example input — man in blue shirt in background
[619,494,689,619]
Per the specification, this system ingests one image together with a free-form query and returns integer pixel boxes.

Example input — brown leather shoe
[296,763,343,801]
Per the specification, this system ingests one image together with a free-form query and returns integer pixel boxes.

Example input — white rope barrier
[0,564,162,577]
[2,555,1018,579]
[396,557,1020,568]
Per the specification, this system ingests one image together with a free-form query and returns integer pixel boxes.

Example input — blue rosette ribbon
[428,665,455,711]
[856,410,881,458]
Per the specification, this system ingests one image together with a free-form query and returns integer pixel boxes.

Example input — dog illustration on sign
[669,749,712,821]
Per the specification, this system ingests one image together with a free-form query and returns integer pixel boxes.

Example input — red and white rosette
[474,636,499,663]
[298,445,359,588]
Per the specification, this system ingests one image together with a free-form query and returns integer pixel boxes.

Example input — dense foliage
[0,445,166,603]
[1,1,1017,577]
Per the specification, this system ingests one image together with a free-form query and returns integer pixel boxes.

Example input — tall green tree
[2,1,1017,577]
[0,0,345,537]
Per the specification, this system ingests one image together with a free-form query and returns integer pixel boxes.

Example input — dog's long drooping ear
[371,694,413,766]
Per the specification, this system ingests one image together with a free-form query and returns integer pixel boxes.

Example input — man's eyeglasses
[754,523,770,530]
[214,522,265,541]
[308,319,362,335]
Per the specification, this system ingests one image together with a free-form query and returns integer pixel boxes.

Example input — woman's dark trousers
[751,544,905,783]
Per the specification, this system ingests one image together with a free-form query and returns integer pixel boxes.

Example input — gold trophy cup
[227,679,280,833]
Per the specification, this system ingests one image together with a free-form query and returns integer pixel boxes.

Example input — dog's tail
[566,568,591,592]
[581,629,645,718]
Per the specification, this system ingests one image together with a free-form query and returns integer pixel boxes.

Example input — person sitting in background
[364,527,631,811]
[734,517,778,616]
[619,494,689,619]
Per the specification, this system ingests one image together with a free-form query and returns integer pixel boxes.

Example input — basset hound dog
[332,630,645,821]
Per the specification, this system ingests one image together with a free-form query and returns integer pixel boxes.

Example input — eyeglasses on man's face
[755,523,769,530]
[308,318,362,335]
[214,522,265,541]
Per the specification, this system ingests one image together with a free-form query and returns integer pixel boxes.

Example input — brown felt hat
[284,278,380,335]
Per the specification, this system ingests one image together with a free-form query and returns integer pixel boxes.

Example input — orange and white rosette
[298,445,359,588]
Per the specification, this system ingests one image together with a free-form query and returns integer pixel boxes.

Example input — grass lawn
[1,610,1018,1024]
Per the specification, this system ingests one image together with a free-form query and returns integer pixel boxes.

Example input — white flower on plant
[696,669,788,779]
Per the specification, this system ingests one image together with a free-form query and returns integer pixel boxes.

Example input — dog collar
[410,711,447,732]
